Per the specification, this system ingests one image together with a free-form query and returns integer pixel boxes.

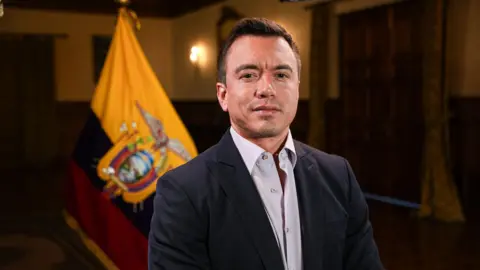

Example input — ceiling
[4,0,226,18]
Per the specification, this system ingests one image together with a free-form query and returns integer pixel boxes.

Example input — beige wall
[1,0,479,102]
[446,0,480,97]
[463,0,480,96]
[172,0,313,100]
[1,1,314,102]
[172,0,480,100]
[0,8,173,101]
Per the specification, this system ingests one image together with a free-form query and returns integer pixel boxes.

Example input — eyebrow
[274,64,293,73]
[234,64,293,74]
[234,64,259,74]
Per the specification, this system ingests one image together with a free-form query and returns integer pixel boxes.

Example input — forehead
[225,35,297,71]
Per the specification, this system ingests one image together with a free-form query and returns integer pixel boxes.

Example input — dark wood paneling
[0,34,58,169]
[450,97,480,220]
[0,35,25,169]
[56,100,309,159]
[326,96,480,220]
[56,102,91,159]
[324,99,342,155]
[337,0,424,203]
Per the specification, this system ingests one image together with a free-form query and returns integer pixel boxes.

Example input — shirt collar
[230,126,297,174]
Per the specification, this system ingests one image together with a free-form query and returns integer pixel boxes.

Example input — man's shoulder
[295,140,355,208]
[294,140,347,169]
[159,143,219,189]
[294,140,353,188]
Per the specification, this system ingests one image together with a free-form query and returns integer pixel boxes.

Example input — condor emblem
[96,101,192,211]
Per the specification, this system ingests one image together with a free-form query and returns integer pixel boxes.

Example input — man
[148,18,383,270]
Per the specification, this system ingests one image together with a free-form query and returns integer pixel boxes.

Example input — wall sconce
[0,0,4,18]
[190,46,201,68]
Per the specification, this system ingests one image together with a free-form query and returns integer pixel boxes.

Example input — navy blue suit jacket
[148,130,383,270]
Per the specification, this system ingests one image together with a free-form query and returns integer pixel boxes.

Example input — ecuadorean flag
[64,7,198,270]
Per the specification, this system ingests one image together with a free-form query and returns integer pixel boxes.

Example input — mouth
[252,105,281,117]
[252,105,281,112]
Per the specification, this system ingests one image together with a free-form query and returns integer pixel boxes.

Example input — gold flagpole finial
[116,0,131,6]
[114,0,141,31]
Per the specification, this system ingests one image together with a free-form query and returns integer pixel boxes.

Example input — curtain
[419,0,465,222]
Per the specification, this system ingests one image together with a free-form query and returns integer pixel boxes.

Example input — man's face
[216,35,300,139]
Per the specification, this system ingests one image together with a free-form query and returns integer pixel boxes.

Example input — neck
[234,126,289,154]
[252,135,288,154]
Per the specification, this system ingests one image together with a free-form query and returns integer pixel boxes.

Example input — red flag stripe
[65,159,148,270]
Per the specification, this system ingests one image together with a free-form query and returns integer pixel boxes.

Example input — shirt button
[285,228,290,233]
[270,188,278,193]
[262,154,268,160]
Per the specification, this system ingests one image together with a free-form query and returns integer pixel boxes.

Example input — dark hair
[216,17,301,84]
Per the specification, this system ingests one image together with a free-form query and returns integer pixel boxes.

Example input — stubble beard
[235,116,283,139]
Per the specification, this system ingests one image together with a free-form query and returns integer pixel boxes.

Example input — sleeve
[342,158,384,270]
[148,174,211,270]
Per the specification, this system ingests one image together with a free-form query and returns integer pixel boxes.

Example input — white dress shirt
[230,127,303,270]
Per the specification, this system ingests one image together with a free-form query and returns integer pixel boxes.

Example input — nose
[255,74,275,98]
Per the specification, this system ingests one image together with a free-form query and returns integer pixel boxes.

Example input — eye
[240,73,258,81]
[275,73,289,80]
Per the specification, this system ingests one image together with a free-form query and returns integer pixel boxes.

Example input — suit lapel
[293,142,325,270]
[213,131,284,270]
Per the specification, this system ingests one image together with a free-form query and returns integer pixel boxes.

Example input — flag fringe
[62,209,119,270]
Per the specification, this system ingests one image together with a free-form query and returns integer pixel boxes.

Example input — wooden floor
[0,168,479,269]
[369,201,480,270]
[0,168,106,269]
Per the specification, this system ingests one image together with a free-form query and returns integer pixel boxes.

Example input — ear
[216,82,228,112]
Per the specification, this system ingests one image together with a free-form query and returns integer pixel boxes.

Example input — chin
[249,124,283,139]
[235,117,287,138]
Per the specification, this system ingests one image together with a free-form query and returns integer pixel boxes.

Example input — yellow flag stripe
[91,8,197,159]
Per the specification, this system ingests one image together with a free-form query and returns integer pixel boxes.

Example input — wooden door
[0,34,57,169]
[0,35,25,169]
[335,0,424,203]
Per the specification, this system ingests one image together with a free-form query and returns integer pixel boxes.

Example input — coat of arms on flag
[97,101,192,208]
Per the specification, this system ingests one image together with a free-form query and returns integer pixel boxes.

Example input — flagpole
[115,0,131,6]
[115,0,141,31]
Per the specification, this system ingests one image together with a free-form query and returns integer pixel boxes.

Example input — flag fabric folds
[64,7,198,269]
